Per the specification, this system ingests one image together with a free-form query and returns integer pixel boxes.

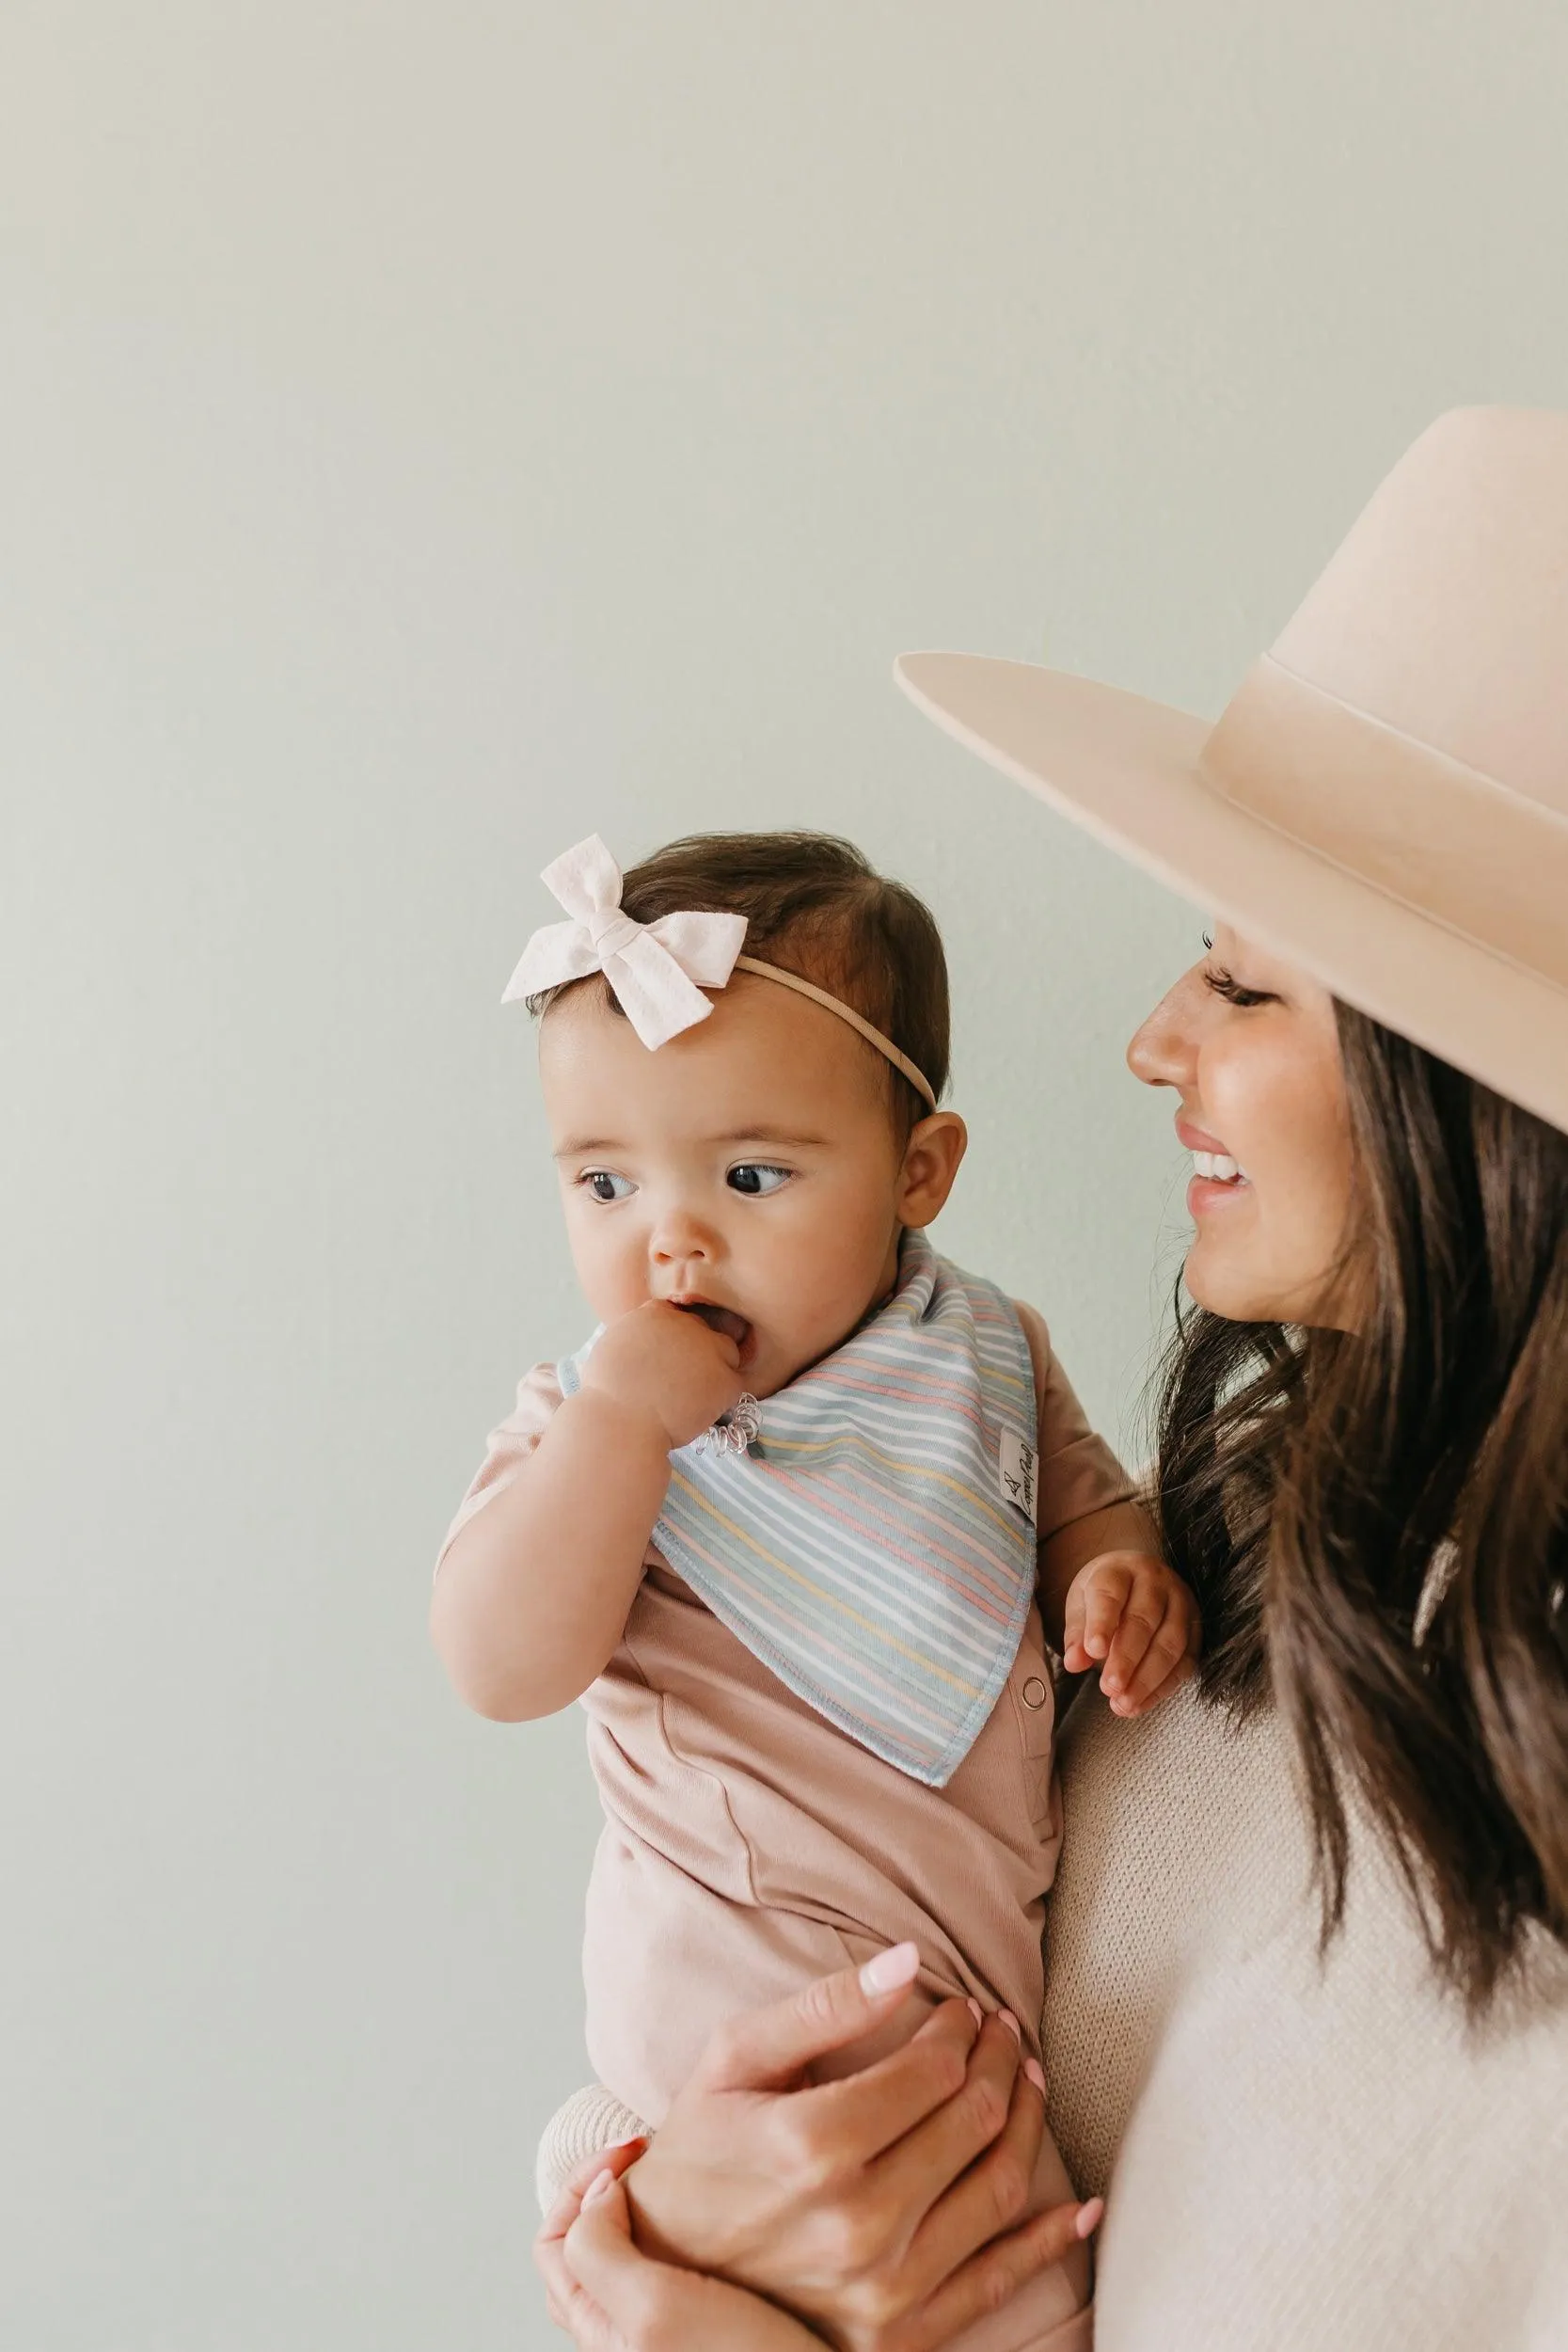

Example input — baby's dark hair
[530,831,950,1128]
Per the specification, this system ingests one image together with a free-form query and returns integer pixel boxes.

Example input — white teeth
[1193,1152,1245,1183]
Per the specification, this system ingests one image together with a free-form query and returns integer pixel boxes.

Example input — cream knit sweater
[1044,1682,1568,2350]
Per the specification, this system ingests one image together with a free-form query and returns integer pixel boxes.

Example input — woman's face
[1127,924,1359,1328]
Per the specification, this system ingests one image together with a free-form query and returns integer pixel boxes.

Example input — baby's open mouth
[674,1300,755,1360]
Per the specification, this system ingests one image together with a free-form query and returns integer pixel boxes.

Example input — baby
[433,831,1199,2351]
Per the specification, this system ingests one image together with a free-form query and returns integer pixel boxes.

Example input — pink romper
[442,1301,1142,2349]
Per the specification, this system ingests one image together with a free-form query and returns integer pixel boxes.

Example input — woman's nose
[1127,967,1203,1090]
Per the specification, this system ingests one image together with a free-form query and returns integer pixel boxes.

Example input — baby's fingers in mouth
[675,1301,754,1360]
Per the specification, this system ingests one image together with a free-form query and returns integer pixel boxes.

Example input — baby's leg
[806,1996,1092,2350]
[940,2136,1100,2352]
[536,2075,1089,2348]
[936,2124,1093,2352]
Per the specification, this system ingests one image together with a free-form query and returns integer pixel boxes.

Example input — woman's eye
[1203,964,1275,1010]
[580,1169,635,1203]
[727,1163,791,1197]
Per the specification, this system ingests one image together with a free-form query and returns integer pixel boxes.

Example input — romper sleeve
[432,1360,565,1580]
[1012,1299,1144,1545]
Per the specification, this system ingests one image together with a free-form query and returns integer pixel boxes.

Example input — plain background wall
[4,6,1566,2344]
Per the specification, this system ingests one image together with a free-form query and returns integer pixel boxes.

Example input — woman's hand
[537,2148,820,2351]
[1061,1549,1201,1716]
[619,1945,1100,2351]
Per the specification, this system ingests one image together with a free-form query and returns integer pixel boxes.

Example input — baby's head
[530,832,967,1397]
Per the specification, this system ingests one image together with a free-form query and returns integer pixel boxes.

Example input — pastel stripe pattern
[558,1230,1038,1786]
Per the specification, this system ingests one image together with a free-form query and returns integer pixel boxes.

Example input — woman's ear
[896,1111,968,1227]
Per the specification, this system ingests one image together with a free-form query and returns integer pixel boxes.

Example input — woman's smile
[1177,1115,1251,1213]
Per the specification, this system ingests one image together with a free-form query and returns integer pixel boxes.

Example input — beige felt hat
[895,405,1568,1136]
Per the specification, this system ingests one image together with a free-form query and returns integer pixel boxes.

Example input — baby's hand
[1061,1550,1201,1718]
[580,1299,748,1451]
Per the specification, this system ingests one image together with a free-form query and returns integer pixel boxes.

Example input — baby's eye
[580,1168,636,1203]
[727,1163,792,1197]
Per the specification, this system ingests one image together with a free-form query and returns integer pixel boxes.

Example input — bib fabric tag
[998,1425,1039,1526]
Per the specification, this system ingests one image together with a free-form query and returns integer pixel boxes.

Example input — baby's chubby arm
[430,1304,746,1722]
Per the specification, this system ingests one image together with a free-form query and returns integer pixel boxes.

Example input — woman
[535,407,1568,2350]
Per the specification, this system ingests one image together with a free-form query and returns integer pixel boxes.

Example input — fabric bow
[501,835,748,1050]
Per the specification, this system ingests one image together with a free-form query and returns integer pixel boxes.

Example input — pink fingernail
[606,2135,647,2158]
[998,2009,1022,2042]
[1075,2198,1104,2239]
[861,1941,921,1994]
[965,1997,984,2028]
[1023,2058,1047,2095]
[581,2169,615,2210]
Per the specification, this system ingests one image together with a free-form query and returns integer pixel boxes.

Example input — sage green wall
[4,5,1565,2345]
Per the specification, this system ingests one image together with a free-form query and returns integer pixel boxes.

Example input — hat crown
[891,402,1568,1135]
[1273,407,1568,816]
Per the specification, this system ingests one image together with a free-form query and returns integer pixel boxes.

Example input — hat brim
[895,651,1568,1136]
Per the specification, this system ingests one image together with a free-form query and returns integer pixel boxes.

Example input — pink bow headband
[502,835,938,1112]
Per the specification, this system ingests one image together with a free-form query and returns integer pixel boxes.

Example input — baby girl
[432,830,1200,2351]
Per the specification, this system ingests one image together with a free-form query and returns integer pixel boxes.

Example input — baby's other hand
[1061,1550,1201,1718]
[581,1299,748,1451]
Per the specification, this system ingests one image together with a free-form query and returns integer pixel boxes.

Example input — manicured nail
[581,2169,615,2210]
[861,1941,921,1995]
[1075,2198,1104,2239]
[965,1997,984,2028]
[606,2135,647,2158]
[1023,2058,1047,2095]
[998,2009,1022,2042]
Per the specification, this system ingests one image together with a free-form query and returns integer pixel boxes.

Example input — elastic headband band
[502,834,941,1113]
[734,957,938,1111]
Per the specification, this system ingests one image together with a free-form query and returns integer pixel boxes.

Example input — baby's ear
[897,1111,968,1226]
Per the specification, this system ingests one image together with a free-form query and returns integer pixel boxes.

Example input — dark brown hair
[531,831,950,1127]
[1153,1004,1568,2008]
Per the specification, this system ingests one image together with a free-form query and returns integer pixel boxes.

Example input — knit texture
[1044,1681,1568,2350]
[535,2085,647,2215]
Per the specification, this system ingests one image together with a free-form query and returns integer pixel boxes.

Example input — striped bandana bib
[558,1230,1041,1787]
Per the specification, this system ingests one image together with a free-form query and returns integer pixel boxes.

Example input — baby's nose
[649,1207,717,1265]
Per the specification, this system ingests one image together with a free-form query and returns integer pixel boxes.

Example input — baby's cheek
[793,1256,880,1346]
[574,1238,648,1326]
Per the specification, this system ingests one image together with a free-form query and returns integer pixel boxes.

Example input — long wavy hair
[1154,1006,1568,2009]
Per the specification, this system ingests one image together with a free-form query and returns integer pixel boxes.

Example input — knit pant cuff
[535,2082,651,2215]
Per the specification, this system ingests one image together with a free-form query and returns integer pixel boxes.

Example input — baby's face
[540,973,951,1398]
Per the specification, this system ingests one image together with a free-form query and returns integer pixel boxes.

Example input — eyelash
[1201,934,1274,1009]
